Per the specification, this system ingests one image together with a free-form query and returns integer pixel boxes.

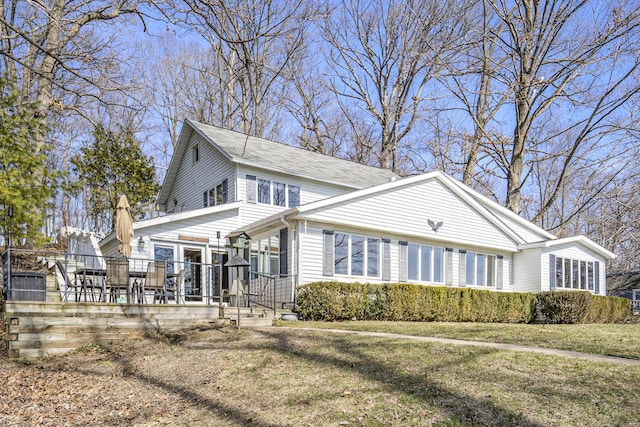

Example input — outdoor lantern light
[227,231,251,249]
[137,236,145,250]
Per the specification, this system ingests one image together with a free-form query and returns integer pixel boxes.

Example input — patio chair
[165,268,186,304]
[55,260,87,302]
[105,259,130,303]
[55,260,105,302]
[143,261,166,304]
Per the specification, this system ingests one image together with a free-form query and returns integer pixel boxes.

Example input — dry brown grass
[0,324,639,426]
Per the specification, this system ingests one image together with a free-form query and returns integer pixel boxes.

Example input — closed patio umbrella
[116,195,135,258]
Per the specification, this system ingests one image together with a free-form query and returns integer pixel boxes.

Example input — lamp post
[6,205,13,248]
[224,232,251,330]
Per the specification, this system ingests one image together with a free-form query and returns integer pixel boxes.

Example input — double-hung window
[203,179,228,207]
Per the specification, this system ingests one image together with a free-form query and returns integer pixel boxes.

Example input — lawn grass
[141,326,638,426]
[278,320,640,360]
[2,323,639,426]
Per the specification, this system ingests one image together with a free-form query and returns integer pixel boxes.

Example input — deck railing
[1,248,297,313]
[247,272,297,315]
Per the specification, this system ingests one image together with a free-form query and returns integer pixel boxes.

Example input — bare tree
[485,0,640,217]
[321,0,471,172]
[0,1,151,128]
[434,1,511,188]
[165,0,315,139]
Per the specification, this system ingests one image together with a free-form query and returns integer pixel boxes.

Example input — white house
[99,119,615,303]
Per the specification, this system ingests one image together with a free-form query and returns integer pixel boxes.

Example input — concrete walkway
[298,328,640,366]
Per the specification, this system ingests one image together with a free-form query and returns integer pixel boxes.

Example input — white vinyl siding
[237,165,350,206]
[543,243,606,295]
[166,133,235,213]
[306,179,518,252]
[290,221,518,290]
[513,249,542,293]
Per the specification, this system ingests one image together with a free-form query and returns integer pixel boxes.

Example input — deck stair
[220,306,274,327]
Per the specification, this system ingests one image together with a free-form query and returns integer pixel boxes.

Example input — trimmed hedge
[295,282,631,324]
[537,291,630,324]
[295,282,537,323]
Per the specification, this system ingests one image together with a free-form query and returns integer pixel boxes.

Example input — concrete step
[220,306,269,318]
[229,317,273,327]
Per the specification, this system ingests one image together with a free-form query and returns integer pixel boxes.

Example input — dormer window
[246,174,300,207]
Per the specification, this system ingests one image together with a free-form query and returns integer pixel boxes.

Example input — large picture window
[464,252,496,287]
[333,233,380,277]
[404,244,444,283]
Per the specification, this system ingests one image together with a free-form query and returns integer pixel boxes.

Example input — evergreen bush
[295,282,537,323]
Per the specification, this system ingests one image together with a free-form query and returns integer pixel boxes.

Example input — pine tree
[71,125,160,234]
[0,77,54,247]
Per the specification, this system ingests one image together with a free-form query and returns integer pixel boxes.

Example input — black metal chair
[56,260,93,302]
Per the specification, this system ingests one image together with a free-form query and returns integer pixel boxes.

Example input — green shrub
[296,282,537,323]
[537,291,592,324]
[583,295,630,323]
[295,282,382,321]
[537,291,631,324]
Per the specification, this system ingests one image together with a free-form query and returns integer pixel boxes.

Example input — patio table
[73,267,177,303]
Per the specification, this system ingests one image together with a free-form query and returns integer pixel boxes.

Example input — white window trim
[333,233,380,278]
[554,256,595,290]
[463,252,496,287]
[406,244,445,284]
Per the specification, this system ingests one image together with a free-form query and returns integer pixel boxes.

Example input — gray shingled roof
[189,120,399,188]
